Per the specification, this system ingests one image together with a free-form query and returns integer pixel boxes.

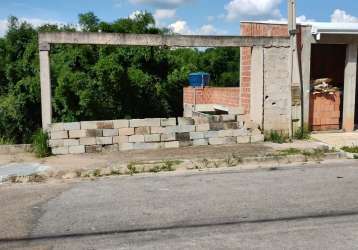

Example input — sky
[0,0,358,36]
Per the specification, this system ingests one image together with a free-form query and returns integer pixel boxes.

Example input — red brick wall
[240,22,289,113]
[183,87,240,107]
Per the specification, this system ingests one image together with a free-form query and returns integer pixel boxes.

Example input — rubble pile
[311,78,340,95]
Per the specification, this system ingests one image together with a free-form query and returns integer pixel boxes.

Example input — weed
[199,158,210,168]
[354,155,358,159]
[341,146,358,154]
[149,165,162,173]
[0,137,15,145]
[213,161,221,168]
[93,169,102,177]
[302,148,325,161]
[127,162,139,175]
[265,130,288,144]
[28,174,48,183]
[293,126,311,140]
[75,170,83,177]
[224,155,236,167]
[161,160,176,171]
[232,153,243,164]
[32,129,51,158]
[278,148,302,156]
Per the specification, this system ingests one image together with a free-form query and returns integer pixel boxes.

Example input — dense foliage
[0,12,240,143]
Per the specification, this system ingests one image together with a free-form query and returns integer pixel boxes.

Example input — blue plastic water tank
[188,72,210,87]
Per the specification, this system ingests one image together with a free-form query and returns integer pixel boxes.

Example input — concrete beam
[343,44,358,132]
[39,50,52,130]
[39,32,290,48]
[312,34,358,45]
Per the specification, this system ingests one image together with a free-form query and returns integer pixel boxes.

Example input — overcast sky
[0,0,358,36]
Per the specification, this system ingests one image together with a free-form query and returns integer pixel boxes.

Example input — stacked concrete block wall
[48,116,264,155]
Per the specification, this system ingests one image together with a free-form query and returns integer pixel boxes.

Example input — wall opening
[309,44,346,131]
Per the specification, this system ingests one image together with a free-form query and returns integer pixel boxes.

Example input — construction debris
[311,78,340,95]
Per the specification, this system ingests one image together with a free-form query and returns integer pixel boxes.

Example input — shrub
[31,129,51,158]
[265,130,288,144]
[294,126,311,140]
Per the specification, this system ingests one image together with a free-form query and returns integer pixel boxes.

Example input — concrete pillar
[39,44,52,130]
[250,46,264,128]
[301,27,312,128]
[342,44,358,132]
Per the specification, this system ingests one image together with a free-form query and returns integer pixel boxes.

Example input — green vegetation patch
[341,146,358,154]
[31,129,51,158]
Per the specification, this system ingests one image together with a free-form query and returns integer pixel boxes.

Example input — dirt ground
[0,140,331,179]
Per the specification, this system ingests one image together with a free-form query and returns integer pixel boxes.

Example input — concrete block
[96,137,113,145]
[63,139,80,146]
[204,131,219,138]
[113,119,129,128]
[96,120,114,129]
[63,122,80,131]
[80,121,97,130]
[196,124,210,132]
[161,118,177,126]
[133,143,161,150]
[135,127,151,135]
[85,145,102,153]
[48,139,64,147]
[177,117,194,125]
[145,134,161,142]
[69,145,85,154]
[193,117,210,125]
[130,118,161,127]
[80,137,97,146]
[164,126,179,133]
[209,137,237,145]
[192,139,209,146]
[190,132,205,140]
[86,129,103,137]
[51,131,68,140]
[161,133,176,142]
[69,130,87,138]
[164,141,180,149]
[237,136,251,144]
[50,123,64,131]
[179,141,192,147]
[118,128,135,136]
[176,132,190,141]
[151,126,166,134]
[103,129,118,137]
[119,143,134,151]
[177,125,195,133]
[113,136,129,144]
[102,144,119,153]
[218,130,234,137]
[128,135,145,143]
[52,146,69,155]
[220,114,236,122]
[232,129,249,136]
[250,134,265,143]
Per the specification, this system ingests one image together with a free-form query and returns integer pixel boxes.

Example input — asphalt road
[1,160,358,249]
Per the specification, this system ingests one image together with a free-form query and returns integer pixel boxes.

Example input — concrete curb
[0,144,32,155]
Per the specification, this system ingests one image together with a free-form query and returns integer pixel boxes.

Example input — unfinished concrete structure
[185,21,358,134]
[38,32,292,154]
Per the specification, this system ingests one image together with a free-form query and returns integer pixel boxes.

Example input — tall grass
[32,129,51,158]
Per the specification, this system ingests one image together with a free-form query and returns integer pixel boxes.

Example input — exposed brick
[177,117,194,125]
[209,137,237,145]
[250,134,265,143]
[86,129,103,137]
[177,125,195,133]
[164,141,180,149]
[190,132,205,140]
[80,121,98,130]
[48,139,64,147]
[63,139,80,146]
[151,126,166,134]
[133,142,161,150]
[50,123,64,131]
[175,132,190,141]
[196,124,210,132]
[102,144,119,153]
[192,139,209,146]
